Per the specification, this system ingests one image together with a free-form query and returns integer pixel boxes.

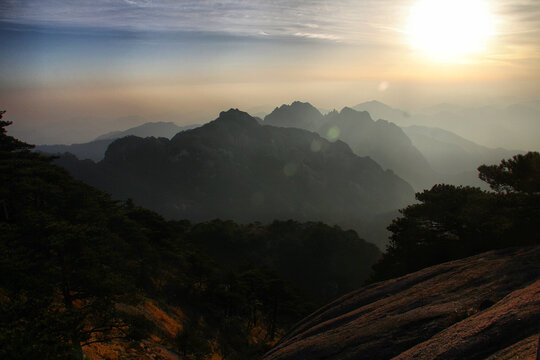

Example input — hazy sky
[1,0,540,144]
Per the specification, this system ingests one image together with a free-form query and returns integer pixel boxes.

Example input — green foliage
[0,110,34,152]
[187,219,380,305]
[370,153,540,282]
[0,299,78,360]
[478,151,540,194]
[0,120,141,358]
[0,114,383,359]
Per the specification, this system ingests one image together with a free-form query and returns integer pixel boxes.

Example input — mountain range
[403,125,517,174]
[354,100,538,152]
[37,100,524,192]
[57,109,414,232]
[47,101,525,249]
[353,100,411,124]
[402,125,519,187]
[265,101,525,191]
[349,101,526,187]
[265,102,437,190]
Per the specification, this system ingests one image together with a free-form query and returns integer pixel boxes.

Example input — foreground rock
[264,246,540,360]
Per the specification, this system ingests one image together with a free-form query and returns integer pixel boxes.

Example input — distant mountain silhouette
[94,121,197,141]
[320,108,437,190]
[264,101,325,131]
[36,122,199,161]
[56,109,414,229]
[350,101,531,187]
[410,102,540,151]
[265,102,436,190]
[353,100,410,124]
[403,125,519,176]
[353,100,540,152]
[35,139,116,162]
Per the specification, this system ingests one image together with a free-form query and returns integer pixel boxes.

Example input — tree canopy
[1,113,379,359]
[478,152,540,194]
[0,111,34,152]
[371,152,540,282]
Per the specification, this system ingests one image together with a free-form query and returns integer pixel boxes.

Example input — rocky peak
[214,108,260,127]
[264,101,324,131]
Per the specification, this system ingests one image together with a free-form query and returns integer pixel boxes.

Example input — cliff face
[263,246,540,360]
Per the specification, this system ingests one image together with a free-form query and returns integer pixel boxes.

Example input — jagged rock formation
[264,101,326,131]
[57,109,414,226]
[263,246,540,360]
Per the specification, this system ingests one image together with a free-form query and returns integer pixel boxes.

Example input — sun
[406,0,494,61]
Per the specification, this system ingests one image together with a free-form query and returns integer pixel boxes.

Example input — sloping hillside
[263,246,540,360]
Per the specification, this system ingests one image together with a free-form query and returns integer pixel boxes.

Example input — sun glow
[407,0,494,61]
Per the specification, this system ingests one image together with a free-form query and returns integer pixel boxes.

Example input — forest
[0,112,378,359]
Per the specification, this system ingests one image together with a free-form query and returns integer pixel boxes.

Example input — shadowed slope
[263,246,540,360]
[320,108,437,190]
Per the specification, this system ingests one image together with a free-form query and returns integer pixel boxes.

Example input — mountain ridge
[403,124,520,176]
[354,100,539,151]
[56,108,414,231]
[264,102,437,190]
[264,101,325,131]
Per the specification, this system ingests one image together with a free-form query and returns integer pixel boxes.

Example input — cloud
[1,0,539,64]
[123,0,153,6]
[294,32,340,41]
[0,0,397,43]
[488,0,540,62]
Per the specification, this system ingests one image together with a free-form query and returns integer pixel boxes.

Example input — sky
[1,0,540,144]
